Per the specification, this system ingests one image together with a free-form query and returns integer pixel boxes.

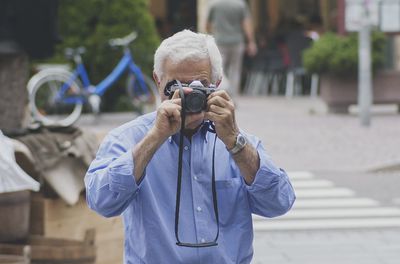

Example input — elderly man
[85,30,295,264]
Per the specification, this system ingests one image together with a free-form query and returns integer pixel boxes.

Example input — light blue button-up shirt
[85,112,295,264]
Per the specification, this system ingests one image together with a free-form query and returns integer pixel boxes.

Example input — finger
[207,95,234,111]
[208,104,229,116]
[208,95,228,107]
[161,99,181,109]
[183,87,193,94]
[209,90,232,102]
[160,101,181,115]
[171,89,181,99]
[204,111,223,122]
[170,98,182,106]
[171,87,193,100]
[163,104,181,120]
[171,108,181,122]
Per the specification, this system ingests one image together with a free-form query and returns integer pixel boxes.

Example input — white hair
[154,29,223,84]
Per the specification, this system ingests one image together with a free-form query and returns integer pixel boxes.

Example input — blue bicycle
[27,31,159,127]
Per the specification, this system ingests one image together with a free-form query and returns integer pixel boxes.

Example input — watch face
[238,134,246,146]
[228,132,247,154]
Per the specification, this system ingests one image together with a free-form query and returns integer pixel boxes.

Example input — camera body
[168,80,216,113]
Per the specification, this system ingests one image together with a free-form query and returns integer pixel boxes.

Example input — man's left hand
[204,90,239,149]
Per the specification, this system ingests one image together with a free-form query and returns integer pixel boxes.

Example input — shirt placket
[190,134,210,245]
[180,136,199,243]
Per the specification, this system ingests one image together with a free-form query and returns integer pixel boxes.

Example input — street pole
[358,1,373,127]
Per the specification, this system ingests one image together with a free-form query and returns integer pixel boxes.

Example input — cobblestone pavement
[78,96,400,264]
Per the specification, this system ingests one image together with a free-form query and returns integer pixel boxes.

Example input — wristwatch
[227,132,247,155]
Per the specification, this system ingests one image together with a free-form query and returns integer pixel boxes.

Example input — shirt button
[194,176,198,181]
[200,238,206,243]
[196,206,202,212]
[184,146,189,151]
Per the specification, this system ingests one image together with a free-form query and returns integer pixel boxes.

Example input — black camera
[165,80,216,113]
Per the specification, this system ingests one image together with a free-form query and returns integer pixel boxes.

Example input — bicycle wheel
[27,69,83,127]
[126,74,160,114]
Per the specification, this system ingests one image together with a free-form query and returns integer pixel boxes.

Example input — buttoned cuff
[108,150,139,194]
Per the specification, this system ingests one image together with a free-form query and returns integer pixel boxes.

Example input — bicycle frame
[58,49,148,104]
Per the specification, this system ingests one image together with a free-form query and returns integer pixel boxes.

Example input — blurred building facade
[148,0,400,72]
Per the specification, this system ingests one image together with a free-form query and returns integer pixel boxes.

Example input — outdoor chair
[244,43,287,96]
[284,30,319,97]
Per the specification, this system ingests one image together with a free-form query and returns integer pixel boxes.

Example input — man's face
[157,58,212,101]
[155,58,212,130]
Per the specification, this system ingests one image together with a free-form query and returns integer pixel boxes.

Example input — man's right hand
[151,87,207,141]
[151,90,182,140]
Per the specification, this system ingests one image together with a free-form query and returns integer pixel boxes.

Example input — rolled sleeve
[85,134,140,218]
[246,141,296,218]
[108,150,138,193]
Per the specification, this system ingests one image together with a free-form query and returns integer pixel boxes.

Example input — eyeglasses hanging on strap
[174,83,220,248]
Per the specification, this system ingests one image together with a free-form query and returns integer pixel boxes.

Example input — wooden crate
[0,246,29,264]
[30,193,123,264]
[0,255,28,264]
[0,230,95,264]
[0,191,30,243]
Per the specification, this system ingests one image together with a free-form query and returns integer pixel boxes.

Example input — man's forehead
[165,79,210,87]
[164,58,211,76]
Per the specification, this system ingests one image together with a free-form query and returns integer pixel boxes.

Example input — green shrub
[303,31,386,77]
[47,0,160,111]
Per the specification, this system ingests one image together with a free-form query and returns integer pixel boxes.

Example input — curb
[367,161,400,173]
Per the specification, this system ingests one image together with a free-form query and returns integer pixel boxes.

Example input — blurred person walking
[206,0,257,98]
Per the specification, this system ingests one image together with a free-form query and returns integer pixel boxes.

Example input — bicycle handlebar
[109,31,138,47]
[64,47,86,63]
[65,47,86,56]
[64,31,137,63]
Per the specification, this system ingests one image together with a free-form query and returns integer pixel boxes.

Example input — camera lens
[185,91,206,113]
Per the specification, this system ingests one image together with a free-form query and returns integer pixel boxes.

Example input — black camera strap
[175,86,220,248]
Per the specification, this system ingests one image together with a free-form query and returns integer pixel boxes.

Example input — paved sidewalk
[253,171,400,231]
[235,96,400,172]
[253,229,400,264]
[252,170,400,263]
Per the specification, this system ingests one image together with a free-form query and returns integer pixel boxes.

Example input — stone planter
[320,71,400,113]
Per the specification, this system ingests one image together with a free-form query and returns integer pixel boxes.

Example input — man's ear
[216,78,222,88]
[153,72,160,83]
[153,72,168,101]
[153,72,161,88]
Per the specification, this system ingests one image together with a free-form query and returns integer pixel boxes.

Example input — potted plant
[303,32,400,113]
